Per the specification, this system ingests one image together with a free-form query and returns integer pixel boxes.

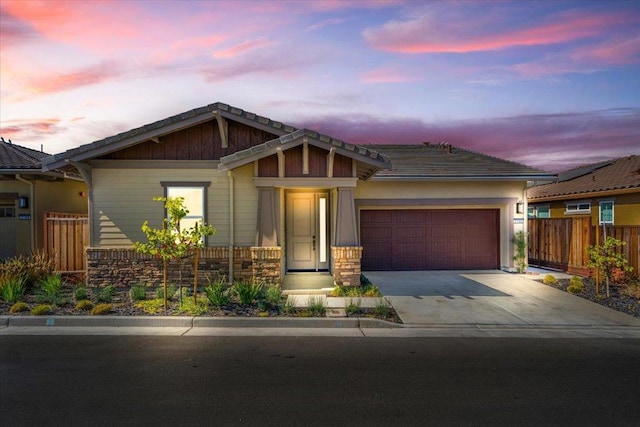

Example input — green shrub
[204,278,231,307]
[156,284,177,301]
[330,286,345,297]
[0,276,26,303]
[362,285,382,297]
[96,285,116,303]
[373,298,393,318]
[177,298,209,316]
[306,296,326,317]
[91,303,112,315]
[567,276,584,294]
[281,298,296,315]
[75,300,94,311]
[129,284,147,301]
[264,285,284,309]
[31,304,52,315]
[73,285,88,301]
[10,301,29,313]
[135,299,164,314]
[345,297,362,315]
[543,274,558,285]
[331,284,382,297]
[234,280,263,305]
[36,274,64,304]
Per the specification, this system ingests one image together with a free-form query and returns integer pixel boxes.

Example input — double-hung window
[599,201,614,225]
[161,182,210,240]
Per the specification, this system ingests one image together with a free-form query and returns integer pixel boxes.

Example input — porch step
[283,288,334,296]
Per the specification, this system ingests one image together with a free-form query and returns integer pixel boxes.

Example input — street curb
[0,315,402,329]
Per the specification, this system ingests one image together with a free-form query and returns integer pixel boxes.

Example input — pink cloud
[212,39,273,59]
[24,62,122,95]
[364,10,638,54]
[293,109,640,172]
[1,0,173,54]
[572,36,640,65]
[0,118,64,141]
[304,18,345,33]
[361,67,415,84]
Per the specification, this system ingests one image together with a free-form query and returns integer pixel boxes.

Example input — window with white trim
[599,201,614,225]
[565,202,591,214]
[161,182,210,241]
[536,206,550,218]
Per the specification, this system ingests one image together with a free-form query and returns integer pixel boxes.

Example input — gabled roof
[362,143,554,180]
[1,139,81,180]
[528,155,640,201]
[0,139,49,171]
[219,129,391,180]
[42,102,297,171]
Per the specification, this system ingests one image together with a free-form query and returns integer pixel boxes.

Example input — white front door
[286,192,329,271]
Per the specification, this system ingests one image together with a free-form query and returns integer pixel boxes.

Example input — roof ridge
[1,140,49,167]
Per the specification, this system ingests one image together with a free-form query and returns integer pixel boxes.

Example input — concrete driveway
[365,270,640,330]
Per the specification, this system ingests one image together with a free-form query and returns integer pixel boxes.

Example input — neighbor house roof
[0,139,49,171]
[42,102,297,171]
[528,155,640,201]
[363,143,554,180]
[1,139,82,180]
[219,128,391,180]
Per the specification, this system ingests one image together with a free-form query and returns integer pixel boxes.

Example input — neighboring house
[41,102,554,288]
[527,155,640,226]
[0,138,88,260]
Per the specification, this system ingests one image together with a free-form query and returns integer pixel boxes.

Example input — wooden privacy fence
[528,218,640,276]
[43,212,89,273]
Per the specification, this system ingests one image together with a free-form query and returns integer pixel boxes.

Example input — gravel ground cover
[538,276,640,319]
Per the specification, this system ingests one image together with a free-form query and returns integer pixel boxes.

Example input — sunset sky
[1,0,638,172]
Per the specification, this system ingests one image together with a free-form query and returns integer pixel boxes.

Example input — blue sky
[1,0,639,172]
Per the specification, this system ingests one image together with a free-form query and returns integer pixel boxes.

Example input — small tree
[512,231,528,273]
[587,236,632,297]
[134,197,215,309]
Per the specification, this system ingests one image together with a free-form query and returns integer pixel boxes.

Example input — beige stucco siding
[34,180,88,249]
[0,180,30,256]
[0,179,87,257]
[355,180,527,270]
[231,165,258,246]
[92,163,258,247]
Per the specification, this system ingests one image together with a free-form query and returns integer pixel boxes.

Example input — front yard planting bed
[537,275,640,319]
[0,281,402,324]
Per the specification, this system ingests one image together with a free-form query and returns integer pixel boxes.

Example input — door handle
[312,235,316,251]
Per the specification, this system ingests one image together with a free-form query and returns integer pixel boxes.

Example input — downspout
[15,174,35,251]
[228,171,234,284]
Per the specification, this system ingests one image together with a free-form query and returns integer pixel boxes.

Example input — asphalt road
[1,336,639,426]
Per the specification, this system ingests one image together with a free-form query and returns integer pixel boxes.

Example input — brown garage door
[360,209,499,270]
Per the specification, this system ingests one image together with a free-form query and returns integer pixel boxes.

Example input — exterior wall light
[18,196,29,209]
[516,201,524,214]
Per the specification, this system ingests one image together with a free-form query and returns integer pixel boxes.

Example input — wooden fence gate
[43,212,89,273]
[528,218,640,276]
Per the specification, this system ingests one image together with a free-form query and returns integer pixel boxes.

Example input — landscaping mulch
[538,277,640,319]
[0,287,403,324]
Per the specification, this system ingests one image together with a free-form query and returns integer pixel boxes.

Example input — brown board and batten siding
[256,145,354,178]
[361,209,500,270]
[98,120,279,161]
